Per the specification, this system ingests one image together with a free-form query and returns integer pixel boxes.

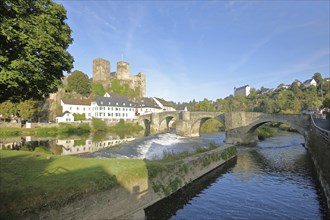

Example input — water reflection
[0,134,136,156]
[144,131,329,219]
[145,158,237,219]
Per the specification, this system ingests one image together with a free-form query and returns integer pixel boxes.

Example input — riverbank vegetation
[257,125,276,140]
[0,119,143,138]
[176,73,330,115]
[0,143,234,218]
[0,123,90,138]
[92,118,143,134]
[200,119,225,133]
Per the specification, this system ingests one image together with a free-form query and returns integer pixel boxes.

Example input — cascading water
[83,132,226,160]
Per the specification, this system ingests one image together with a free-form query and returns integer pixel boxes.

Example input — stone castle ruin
[92,58,146,98]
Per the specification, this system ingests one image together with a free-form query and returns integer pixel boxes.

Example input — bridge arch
[246,119,306,136]
[158,112,180,133]
[190,113,226,136]
[159,116,175,132]
[225,113,310,144]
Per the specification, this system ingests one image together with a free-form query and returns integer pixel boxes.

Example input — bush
[73,113,85,121]
[91,118,107,132]
[257,126,275,140]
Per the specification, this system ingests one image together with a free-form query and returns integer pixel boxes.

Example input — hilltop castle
[92,58,146,98]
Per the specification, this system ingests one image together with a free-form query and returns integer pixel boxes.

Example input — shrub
[91,118,107,132]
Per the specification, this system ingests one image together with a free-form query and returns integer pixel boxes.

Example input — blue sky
[56,1,329,102]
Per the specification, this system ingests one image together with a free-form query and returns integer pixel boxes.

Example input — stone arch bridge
[138,111,310,144]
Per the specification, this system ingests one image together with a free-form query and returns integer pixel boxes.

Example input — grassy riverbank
[0,120,143,138]
[0,123,90,137]
[0,143,232,218]
[0,150,148,218]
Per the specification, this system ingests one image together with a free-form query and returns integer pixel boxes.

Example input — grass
[0,150,148,218]
[0,143,236,218]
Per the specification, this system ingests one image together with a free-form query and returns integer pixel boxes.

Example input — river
[80,130,329,219]
[1,131,329,218]
[144,131,329,219]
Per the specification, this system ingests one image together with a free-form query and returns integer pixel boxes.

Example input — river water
[2,131,328,218]
[144,131,329,219]
[80,130,329,219]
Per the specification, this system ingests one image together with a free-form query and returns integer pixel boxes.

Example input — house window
[70,107,72,110]
[83,107,85,111]
[77,107,79,110]
[123,103,126,106]
[116,102,118,105]
[101,101,103,104]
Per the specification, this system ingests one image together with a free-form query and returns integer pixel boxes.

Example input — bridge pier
[176,111,199,137]
[225,129,258,145]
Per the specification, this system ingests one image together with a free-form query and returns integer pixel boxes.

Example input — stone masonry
[92,58,146,98]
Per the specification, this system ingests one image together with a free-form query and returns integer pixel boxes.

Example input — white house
[303,79,317,87]
[234,85,250,97]
[56,111,74,123]
[91,93,136,121]
[153,97,176,111]
[61,98,92,119]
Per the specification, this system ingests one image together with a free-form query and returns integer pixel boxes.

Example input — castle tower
[116,61,130,80]
[93,58,110,82]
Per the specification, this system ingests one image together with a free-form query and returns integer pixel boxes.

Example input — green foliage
[91,118,107,132]
[58,123,90,135]
[17,100,40,120]
[200,118,225,133]
[0,128,22,137]
[0,0,74,102]
[257,126,275,140]
[111,79,139,99]
[66,70,91,96]
[323,94,330,108]
[73,113,85,121]
[108,119,143,134]
[313,72,323,86]
[199,98,215,111]
[175,74,328,114]
[0,100,17,118]
[74,139,86,147]
[91,82,106,96]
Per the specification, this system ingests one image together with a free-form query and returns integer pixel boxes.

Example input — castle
[92,58,146,98]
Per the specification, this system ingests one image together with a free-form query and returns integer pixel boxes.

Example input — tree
[313,72,323,85]
[199,98,215,111]
[0,100,16,118]
[322,94,330,108]
[0,0,74,102]
[17,99,40,120]
[91,82,106,96]
[67,70,91,96]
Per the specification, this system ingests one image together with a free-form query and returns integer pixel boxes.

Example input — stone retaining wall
[306,128,330,210]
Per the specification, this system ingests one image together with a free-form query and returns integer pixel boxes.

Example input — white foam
[136,133,187,159]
